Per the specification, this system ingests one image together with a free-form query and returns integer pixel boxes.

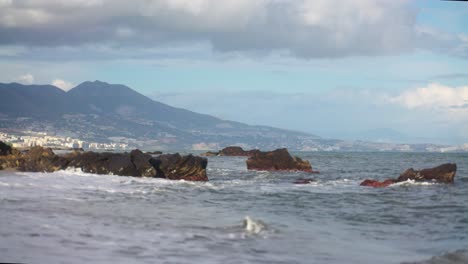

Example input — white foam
[390,179,438,187]
[243,216,267,234]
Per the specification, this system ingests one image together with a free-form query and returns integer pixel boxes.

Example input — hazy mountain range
[0,81,464,152]
[0,81,319,150]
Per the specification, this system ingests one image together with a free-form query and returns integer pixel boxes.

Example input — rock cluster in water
[246,148,316,173]
[0,142,208,181]
[202,146,260,157]
[360,163,457,188]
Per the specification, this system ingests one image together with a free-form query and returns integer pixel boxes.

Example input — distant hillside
[0,81,320,150]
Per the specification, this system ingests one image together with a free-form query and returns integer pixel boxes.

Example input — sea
[0,152,467,264]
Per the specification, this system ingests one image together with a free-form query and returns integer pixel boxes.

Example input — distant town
[1,129,468,153]
[0,131,129,150]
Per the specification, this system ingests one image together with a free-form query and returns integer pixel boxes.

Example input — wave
[402,249,468,264]
[390,179,439,187]
[243,216,268,235]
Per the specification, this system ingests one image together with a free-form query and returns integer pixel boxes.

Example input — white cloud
[0,0,430,58]
[388,83,468,109]
[52,79,74,91]
[17,73,34,84]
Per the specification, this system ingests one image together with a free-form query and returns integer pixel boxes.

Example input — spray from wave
[402,249,468,264]
[243,216,268,235]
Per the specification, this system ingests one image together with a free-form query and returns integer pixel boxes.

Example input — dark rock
[360,163,457,188]
[201,146,260,157]
[157,153,208,181]
[219,146,260,157]
[397,163,457,183]
[17,146,69,172]
[293,178,315,184]
[360,179,396,188]
[146,151,163,155]
[64,150,157,177]
[0,143,208,181]
[200,151,219,157]
[246,148,314,172]
[0,141,13,156]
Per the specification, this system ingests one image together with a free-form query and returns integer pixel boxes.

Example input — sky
[0,0,468,144]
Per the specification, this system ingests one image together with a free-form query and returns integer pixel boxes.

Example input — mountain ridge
[0,81,320,150]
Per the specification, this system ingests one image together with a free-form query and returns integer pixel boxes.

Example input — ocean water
[0,152,467,264]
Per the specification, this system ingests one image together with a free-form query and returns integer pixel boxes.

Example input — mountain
[0,81,319,150]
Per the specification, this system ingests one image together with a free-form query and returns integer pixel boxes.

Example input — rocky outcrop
[63,149,157,177]
[360,179,396,188]
[360,163,457,188]
[201,151,218,157]
[246,148,315,172]
[146,151,163,155]
[0,142,208,181]
[0,141,13,156]
[396,163,457,183]
[293,178,315,184]
[156,153,208,181]
[201,146,260,157]
[219,146,260,157]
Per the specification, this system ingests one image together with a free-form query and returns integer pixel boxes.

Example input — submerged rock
[246,148,314,172]
[200,151,219,157]
[397,163,457,183]
[360,179,396,188]
[146,150,163,155]
[0,141,208,181]
[293,178,315,184]
[360,163,457,188]
[219,146,260,157]
[201,146,260,157]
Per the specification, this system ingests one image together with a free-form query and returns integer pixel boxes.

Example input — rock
[0,142,208,181]
[64,150,157,177]
[360,163,457,188]
[360,179,396,188]
[201,146,260,157]
[16,146,68,172]
[246,148,314,172]
[156,153,208,181]
[293,178,315,184]
[0,141,13,156]
[397,163,457,183]
[200,151,219,157]
[146,151,163,155]
[218,146,260,157]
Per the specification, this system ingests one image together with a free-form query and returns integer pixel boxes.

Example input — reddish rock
[202,146,260,157]
[360,179,396,188]
[219,146,260,157]
[246,148,314,172]
[360,163,457,188]
[397,163,457,183]
[293,178,315,184]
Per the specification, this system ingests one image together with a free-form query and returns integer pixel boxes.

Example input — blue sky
[0,0,467,144]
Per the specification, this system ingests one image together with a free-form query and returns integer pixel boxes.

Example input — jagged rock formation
[246,148,315,172]
[201,146,260,157]
[360,163,457,187]
[396,163,457,183]
[0,142,208,181]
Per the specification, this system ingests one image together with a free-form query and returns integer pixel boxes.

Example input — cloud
[0,0,459,59]
[388,83,468,109]
[52,79,74,91]
[16,73,34,84]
